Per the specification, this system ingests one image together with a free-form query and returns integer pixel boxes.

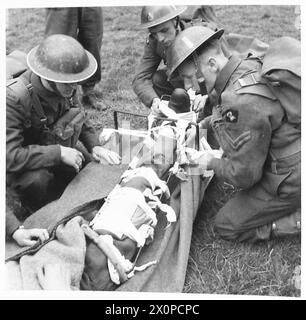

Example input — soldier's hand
[187,149,217,170]
[199,115,212,129]
[92,146,121,165]
[12,227,49,247]
[60,146,85,172]
[151,98,164,117]
[193,94,208,112]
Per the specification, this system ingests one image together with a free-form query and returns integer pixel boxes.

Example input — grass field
[6,5,301,297]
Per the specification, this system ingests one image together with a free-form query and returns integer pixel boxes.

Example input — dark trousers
[45,7,103,92]
[152,69,184,99]
[214,160,301,242]
[8,165,77,216]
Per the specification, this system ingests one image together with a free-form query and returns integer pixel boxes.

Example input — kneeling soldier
[6,34,120,221]
[167,26,301,242]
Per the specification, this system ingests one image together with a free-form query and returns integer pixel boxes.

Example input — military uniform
[207,55,301,242]
[133,16,269,109]
[132,19,221,108]
[45,7,103,94]
[6,207,22,239]
[6,70,100,214]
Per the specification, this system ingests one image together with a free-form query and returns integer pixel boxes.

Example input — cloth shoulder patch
[222,109,238,123]
[234,71,277,101]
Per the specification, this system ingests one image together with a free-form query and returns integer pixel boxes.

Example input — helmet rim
[27,40,97,83]
[168,27,224,78]
[139,6,187,29]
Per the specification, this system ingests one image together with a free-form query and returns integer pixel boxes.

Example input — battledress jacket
[6,71,100,234]
[208,55,300,197]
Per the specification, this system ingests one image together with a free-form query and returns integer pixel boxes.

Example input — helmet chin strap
[175,16,180,29]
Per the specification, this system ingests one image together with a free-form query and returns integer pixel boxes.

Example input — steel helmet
[140,6,187,29]
[27,34,97,83]
[167,26,224,78]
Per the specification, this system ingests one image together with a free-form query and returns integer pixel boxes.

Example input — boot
[253,208,301,241]
[271,208,301,238]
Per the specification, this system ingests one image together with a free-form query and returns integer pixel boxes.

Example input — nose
[184,78,199,92]
[184,79,192,91]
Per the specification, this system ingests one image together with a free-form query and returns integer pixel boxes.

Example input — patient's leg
[80,237,137,291]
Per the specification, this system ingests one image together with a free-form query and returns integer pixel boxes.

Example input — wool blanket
[5,160,211,292]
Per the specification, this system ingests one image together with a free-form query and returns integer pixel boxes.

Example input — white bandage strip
[91,187,158,247]
[121,167,170,199]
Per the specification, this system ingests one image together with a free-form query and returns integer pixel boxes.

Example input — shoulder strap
[7,74,47,128]
[7,77,32,115]
[234,70,277,101]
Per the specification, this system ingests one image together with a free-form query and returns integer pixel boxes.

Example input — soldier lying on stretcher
[80,88,217,291]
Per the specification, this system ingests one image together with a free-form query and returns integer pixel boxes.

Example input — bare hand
[12,228,49,247]
[199,116,212,130]
[92,146,121,165]
[37,263,71,290]
[192,94,208,112]
[151,98,164,117]
[99,128,116,145]
[187,149,216,170]
[60,146,85,172]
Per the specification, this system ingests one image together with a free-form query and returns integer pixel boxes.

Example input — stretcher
[79,104,221,288]
[5,101,221,292]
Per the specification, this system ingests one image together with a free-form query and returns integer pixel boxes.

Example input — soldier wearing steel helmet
[6,34,121,222]
[132,5,222,117]
[45,7,104,110]
[167,26,301,242]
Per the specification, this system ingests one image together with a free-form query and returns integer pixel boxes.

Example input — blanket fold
[6,160,211,292]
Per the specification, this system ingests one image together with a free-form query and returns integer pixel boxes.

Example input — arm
[132,37,162,108]
[79,118,121,165]
[208,93,275,189]
[6,100,61,173]
[6,206,21,239]
[6,207,49,247]
[78,118,100,153]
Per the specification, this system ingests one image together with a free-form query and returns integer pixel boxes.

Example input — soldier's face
[55,82,78,98]
[178,61,201,93]
[198,57,218,93]
[149,19,177,47]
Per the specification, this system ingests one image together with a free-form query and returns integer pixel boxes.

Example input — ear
[208,57,218,73]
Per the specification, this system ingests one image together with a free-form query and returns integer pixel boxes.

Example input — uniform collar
[179,19,188,31]
[214,54,242,99]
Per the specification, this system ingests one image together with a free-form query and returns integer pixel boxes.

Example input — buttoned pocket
[260,170,291,198]
[41,108,85,147]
